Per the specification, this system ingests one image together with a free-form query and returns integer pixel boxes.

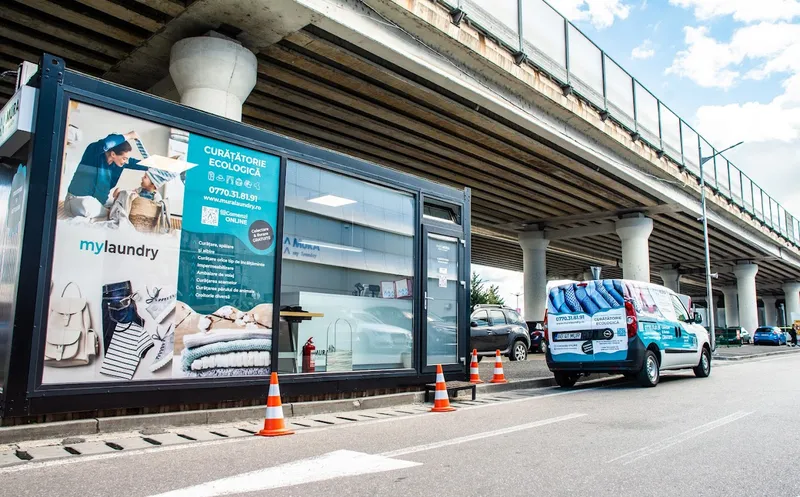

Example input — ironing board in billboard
[41,101,280,385]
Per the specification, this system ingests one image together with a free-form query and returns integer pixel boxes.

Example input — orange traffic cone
[430,364,456,413]
[469,349,483,384]
[490,349,507,384]
[257,372,295,437]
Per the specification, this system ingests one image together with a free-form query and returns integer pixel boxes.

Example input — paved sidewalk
[713,344,800,360]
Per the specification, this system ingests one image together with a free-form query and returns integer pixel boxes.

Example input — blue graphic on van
[548,281,625,317]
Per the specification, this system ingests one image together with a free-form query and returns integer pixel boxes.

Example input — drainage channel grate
[336,416,358,422]
[291,422,312,428]
[63,447,81,455]
[141,438,162,446]
[105,442,124,450]
[311,419,335,425]
[177,434,197,441]
[209,431,228,438]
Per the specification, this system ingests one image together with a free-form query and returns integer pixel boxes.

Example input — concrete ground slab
[67,441,119,456]
[176,429,227,442]
[24,445,75,461]
[0,451,26,468]
[143,433,193,447]
[104,436,159,451]
[207,426,256,438]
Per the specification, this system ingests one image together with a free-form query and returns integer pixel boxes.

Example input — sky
[474,0,800,314]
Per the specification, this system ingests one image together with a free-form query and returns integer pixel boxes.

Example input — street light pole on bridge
[699,141,743,351]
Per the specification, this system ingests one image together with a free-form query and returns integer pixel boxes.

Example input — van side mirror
[693,312,703,324]
[470,321,479,328]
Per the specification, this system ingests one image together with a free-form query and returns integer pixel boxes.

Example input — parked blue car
[753,327,786,346]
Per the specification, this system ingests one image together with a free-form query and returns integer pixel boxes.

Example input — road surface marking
[381,412,586,457]
[0,385,605,474]
[145,413,585,497]
[610,411,753,465]
[146,450,420,497]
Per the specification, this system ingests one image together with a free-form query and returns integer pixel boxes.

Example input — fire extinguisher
[302,337,316,373]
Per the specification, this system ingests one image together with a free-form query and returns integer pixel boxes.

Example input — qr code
[201,206,219,227]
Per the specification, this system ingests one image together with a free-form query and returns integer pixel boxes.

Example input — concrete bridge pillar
[169,34,257,121]
[721,286,739,328]
[659,266,680,293]
[615,216,653,282]
[519,231,549,322]
[733,263,759,333]
[761,296,778,327]
[783,282,800,325]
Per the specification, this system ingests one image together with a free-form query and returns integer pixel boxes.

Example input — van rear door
[547,280,628,364]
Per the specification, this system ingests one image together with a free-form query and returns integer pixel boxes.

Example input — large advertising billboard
[41,101,279,384]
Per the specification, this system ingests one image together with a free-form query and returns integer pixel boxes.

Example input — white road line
[381,412,586,457]
[0,383,608,474]
[146,450,420,497]
[144,413,586,497]
[610,411,753,466]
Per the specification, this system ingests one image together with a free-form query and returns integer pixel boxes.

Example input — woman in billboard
[64,131,150,218]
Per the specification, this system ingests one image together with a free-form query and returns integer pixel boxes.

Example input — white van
[545,279,711,387]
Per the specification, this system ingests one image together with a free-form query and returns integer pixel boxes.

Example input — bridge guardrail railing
[436,0,800,247]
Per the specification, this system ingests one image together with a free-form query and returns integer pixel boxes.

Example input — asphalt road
[3,354,799,497]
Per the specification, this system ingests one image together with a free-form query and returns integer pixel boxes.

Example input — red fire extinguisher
[302,337,316,373]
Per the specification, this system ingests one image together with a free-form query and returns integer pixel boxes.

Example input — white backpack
[44,282,99,367]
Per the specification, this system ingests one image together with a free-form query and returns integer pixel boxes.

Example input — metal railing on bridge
[436,0,800,247]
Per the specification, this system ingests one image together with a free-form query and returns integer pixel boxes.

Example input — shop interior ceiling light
[308,194,357,207]
[300,239,363,252]
[138,155,197,173]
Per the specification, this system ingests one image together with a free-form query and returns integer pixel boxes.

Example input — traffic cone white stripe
[435,373,445,383]
[266,406,284,419]
[494,367,502,374]
[434,389,449,401]
[268,384,281,397]
[470,365,479,374]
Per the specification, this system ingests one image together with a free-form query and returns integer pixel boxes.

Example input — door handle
[487,331,494,335]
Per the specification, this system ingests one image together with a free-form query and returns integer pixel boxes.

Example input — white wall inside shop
[281,259,409,296]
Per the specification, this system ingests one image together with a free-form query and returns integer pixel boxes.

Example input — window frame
[488,309,507,325]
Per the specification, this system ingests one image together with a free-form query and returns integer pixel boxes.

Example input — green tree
[470,272,505,308]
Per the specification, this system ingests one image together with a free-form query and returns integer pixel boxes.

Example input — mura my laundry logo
[79,240,159,261]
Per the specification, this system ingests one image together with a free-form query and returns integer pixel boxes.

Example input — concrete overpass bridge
[2,0,799,331]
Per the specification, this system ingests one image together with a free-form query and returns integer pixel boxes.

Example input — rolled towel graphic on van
[549,287,570,314]
[585,282,612,310]
[595,280,623,307]
[574,286,601,315]
[562,284,582,313]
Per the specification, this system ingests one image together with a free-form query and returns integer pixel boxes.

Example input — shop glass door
[424,231,462,368]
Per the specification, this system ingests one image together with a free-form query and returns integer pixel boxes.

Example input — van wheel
[539,341,548,354]
[554,372,578,388]
[510,340,528,361]
[694,347,711,378]
[637,351,660,387]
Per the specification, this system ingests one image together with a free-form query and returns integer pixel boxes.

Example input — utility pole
[699,141,743,351]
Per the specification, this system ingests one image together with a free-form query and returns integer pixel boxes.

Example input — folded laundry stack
[174,302,273,377]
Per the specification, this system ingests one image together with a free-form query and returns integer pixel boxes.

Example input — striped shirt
[100,322,152,380]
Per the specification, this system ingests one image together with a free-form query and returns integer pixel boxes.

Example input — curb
[713,348,799,361]
[0,378,551,445]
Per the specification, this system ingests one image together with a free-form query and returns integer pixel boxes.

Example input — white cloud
[664,14,800,218]
[669,0,800,23]
[547,0,632,29]
[631,39,655,59]
[666,23,800,89]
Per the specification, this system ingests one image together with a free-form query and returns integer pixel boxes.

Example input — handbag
[44,282,99,367]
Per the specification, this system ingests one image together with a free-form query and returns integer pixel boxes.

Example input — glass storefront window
[279,161,416,373]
